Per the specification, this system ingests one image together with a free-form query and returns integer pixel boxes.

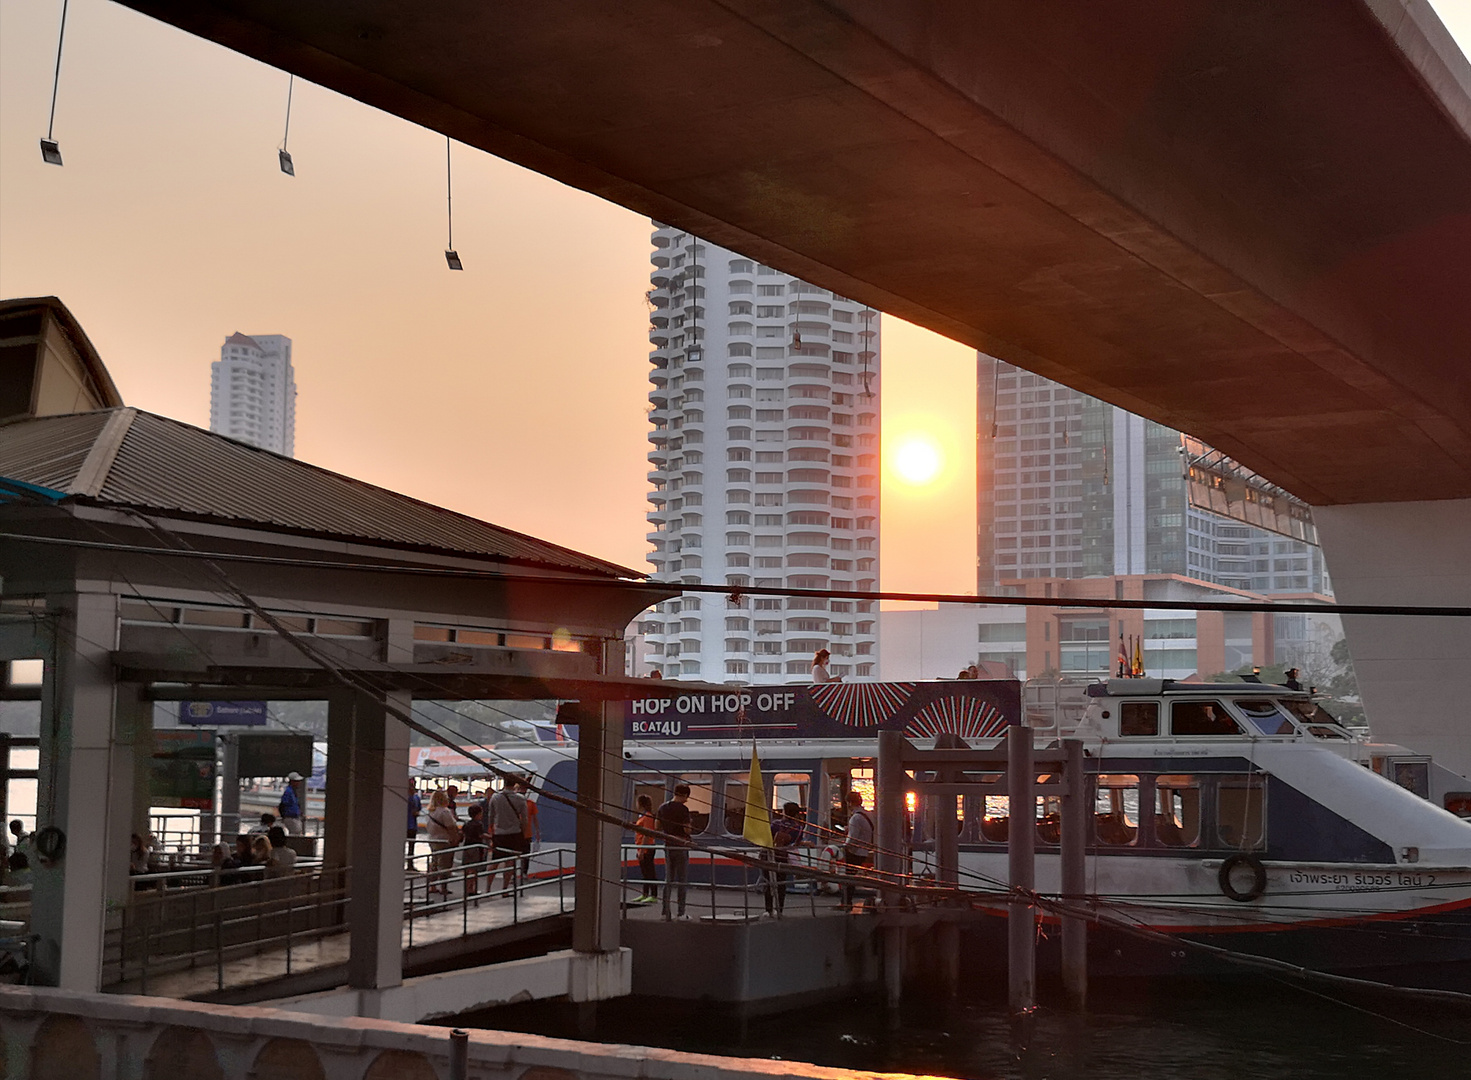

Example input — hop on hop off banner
[621,679,1021,742]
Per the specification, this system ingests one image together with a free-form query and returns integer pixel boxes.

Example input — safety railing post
[285,884,293,975]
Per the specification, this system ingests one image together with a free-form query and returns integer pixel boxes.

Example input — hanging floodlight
[40,0,69,166]
[444,136,463,270]
[278,74,296,176]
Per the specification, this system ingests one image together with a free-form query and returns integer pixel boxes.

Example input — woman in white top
[424,789,460,896]
[811,648,841,684]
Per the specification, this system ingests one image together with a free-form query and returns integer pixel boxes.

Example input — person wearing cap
[278,773,304,834]
[1283,667,1304,692]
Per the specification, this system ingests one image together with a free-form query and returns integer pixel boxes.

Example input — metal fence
[403,844,576,947]
[103,864,349,994]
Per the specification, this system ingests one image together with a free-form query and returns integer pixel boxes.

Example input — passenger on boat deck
[1283,668,1303,691]
[812,649,840,683]
[249,812,275,836]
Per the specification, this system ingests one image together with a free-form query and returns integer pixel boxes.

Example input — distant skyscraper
[639,225,882,683]
[977,354,1326,596]
[210,333,296,456]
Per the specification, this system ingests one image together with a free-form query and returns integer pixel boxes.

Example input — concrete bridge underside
[118,0,1471,505]
[114,1,1471,768]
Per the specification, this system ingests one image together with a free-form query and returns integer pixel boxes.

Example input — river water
[466,979,1471,1080]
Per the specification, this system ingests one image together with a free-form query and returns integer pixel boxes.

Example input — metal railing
[403,843,576,948]
[104,865,349,994]
[619,843,843,920]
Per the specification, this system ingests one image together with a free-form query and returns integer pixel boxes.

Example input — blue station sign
[179,700,269,726]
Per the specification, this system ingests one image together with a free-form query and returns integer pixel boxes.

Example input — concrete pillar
[323,691,354,872]
[345,688,412,995]
[1314,498,1471,778]
[32,590,125,990]
[572,698,625,953]
[1006,724,1035,1013]
[1059,739,1087,1010]
[875,730,906,907]
[108,683,148,907]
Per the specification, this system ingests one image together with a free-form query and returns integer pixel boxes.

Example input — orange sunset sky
[0,0,977,597]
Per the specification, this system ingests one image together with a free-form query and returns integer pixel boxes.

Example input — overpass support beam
[1315,499,1471,778]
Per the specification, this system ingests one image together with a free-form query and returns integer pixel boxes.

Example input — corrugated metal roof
[0,409,639,578]
[0,410,113,490]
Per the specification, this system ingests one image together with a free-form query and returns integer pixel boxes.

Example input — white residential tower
[209,332,296,456]
[639,226,881,683]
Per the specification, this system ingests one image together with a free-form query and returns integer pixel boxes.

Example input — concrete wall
[274,949,631,1024]
[622,916,880,1006]
[0,984,904,1080]
[1314,498,1471,778]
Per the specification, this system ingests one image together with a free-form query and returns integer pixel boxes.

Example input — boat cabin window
[1235,699,1297,736]
[1393,761,1431,800]
[1169,700,1241,737]
[1119,701,1159,737]
[1154,775,1201,846]
[1094,774,1139,846]
[1217,777,1266,848]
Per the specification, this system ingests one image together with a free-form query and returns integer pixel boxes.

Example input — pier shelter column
[573,698,625,953]
[323,690,355,873]
[343,688,412,999]
[109,683,149,908]
[32,590,130,990]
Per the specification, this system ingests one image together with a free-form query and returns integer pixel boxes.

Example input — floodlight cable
[278,74,296,175]
[444,136,462,269]
[41,0,69,165]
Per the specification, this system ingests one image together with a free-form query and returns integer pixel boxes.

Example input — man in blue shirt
[277,772,304,834]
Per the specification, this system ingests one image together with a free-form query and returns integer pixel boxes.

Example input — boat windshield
[1234,699,1297,736]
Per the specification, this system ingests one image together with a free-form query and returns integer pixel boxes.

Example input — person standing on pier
[840,790,874,911]
[657,784,693,920]
[633,794,659,902]
[488,778,530,898]
[425,789,461,896]
[277,772,304,834]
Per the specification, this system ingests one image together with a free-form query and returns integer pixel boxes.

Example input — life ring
[1218,853,1267,902]
[33,826,66,864]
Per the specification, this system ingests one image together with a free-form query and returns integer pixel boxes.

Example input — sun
[892,434,943,486]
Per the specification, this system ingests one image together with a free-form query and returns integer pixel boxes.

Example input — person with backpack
[488,778,530,897]
[840,790,874,911]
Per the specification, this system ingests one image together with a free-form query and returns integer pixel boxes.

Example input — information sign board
[236,733,314,779]
[151,728,216,809]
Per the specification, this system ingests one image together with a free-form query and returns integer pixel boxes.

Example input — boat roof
[1085,677,1308,698]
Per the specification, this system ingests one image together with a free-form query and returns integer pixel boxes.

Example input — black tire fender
[1218,853,1267,902]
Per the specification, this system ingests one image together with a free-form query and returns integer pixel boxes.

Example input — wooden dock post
[1060,738,1087,1009]
[1006,724,1035,1013]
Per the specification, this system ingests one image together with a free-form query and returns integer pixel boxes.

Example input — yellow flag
[742,742,774,848]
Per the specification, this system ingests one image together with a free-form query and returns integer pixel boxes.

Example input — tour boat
[479,676,1471,992]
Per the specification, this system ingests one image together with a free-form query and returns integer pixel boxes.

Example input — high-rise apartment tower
[977,354,1326,595]
[640,226,882,683]
[209,333,296,456]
